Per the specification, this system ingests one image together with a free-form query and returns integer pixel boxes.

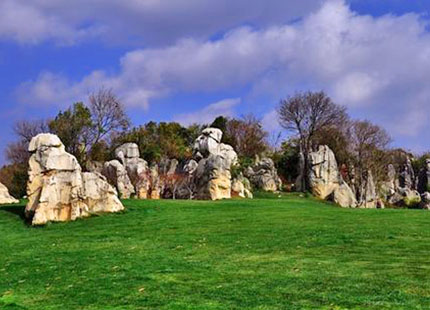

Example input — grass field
[1,193,430,309]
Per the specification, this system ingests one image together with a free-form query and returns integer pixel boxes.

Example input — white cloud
[17,0,430,138]
[261,110,281,133]
[174,98,241,126]
[0,0,320,45]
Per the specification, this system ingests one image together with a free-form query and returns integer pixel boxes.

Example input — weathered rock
[194,154,232,200]
[26,133,124,225]
[86,161,104,174]
[0,183,19,204]
[102,143,151,199]
[308,145,357,207]
[417,159,430,194]
[358,170,378,208]
[193,128,223,159]
[115,142,140,162]
[399,157,415,190]
[191,128,239,200]
[103,160,135,199]
[246,157,282,192]
[115,143,148,185]
[333,182,357,208]
[193,127,238,166]
[308,145,341,200]
[380,164,398,201]
[400,188,421,208]
[149,164,161,199]
[232,174,253,199]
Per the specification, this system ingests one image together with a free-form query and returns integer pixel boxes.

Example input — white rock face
[246,157,282,192]
[191,128,240,200]
[334,182,358,208]
[193,128,238,165]
[0,183,19,204]
[25,133,124,225]
[103,143,151,199]
[309,145,340,199]
[308,145,357,208]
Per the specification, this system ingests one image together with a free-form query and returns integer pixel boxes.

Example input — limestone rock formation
[381,164,398,200]
[103,160,135,199]
[417,159,430,194]
[192,128,238,200]
[0,183,19,204]
[25,133,124,225]
[102,143,154,199]
[308,145,341,199]
[149,164,162,199]
[358,170,378,208]
[245,157,282,192]
[333,182,357,208]
[193,128,238,165]
[232,174,253,199]
[308,145,357,208]
[400,157,415,190]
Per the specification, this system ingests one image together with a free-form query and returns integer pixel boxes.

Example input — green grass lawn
[1,193,430,310]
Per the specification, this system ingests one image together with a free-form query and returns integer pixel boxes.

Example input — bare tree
[89,88,130,145]
[348,120,391,197]
[13,119,49,144]
[278,91,348,190]
[224,114,268,159]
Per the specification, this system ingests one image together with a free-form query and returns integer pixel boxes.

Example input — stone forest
[0,91,429,226]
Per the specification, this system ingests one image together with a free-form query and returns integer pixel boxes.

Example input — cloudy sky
[1,0,430,163]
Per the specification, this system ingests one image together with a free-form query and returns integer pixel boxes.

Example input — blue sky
[1,0,430,164]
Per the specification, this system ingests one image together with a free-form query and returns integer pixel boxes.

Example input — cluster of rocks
[307,144,430,209]
[381,158,429,209]
[102,143,160,199]
[187,128,239,200]
[97,128,280,201]
[25,134,124,225]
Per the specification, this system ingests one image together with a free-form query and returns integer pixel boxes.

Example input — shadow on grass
[0,203,32,224]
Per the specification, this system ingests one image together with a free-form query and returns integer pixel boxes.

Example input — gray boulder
[308,145,357,207]
[246,157,282,192]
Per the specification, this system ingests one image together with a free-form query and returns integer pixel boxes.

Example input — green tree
[49,102,93,163]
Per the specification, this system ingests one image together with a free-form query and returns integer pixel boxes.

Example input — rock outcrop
[0,183,19,204]
[333,182,357,208]
[245,157,282,192]
[358,170,378,208]
[232,174,253,199]
[308,145,357,208]
[25,133,124,225]
[103,160,135,199]
[103,143,154,199]
[400,157,415,190]
[417,159,430,194]
[191,128,239,200]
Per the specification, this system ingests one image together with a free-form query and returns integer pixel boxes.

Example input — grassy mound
[0,194,429,309]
